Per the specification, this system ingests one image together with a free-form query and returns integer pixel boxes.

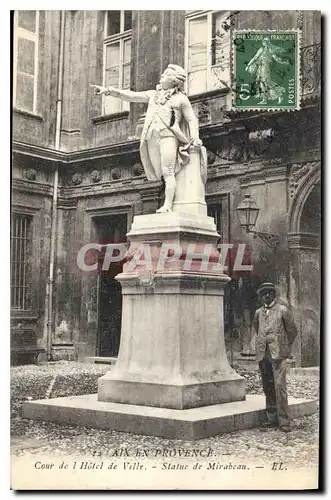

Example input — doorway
[94,213,128,357]
[288,170,321,367]
[297,182,321,366]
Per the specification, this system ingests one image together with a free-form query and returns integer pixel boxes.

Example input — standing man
[253,282,297,432]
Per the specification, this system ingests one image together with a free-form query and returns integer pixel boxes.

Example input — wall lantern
[236,194,279,248]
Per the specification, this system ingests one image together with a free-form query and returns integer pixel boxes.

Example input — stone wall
[11,154,54,353]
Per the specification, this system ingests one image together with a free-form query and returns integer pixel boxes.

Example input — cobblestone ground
[11,366,319,469]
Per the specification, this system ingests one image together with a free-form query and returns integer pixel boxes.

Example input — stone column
[172,147,207,216]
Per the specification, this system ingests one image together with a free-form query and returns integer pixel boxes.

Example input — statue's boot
[156,175,176,213]
[156,206,172,213]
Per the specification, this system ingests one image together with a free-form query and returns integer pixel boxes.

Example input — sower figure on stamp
[245,38,290,105]
[92,64,206,213]
[253,282,298,432]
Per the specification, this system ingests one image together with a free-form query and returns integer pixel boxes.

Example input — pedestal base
[98,273,244,409]
[23,394,317,440]
[98,377,245,410]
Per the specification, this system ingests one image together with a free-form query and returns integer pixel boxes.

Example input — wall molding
[92,111,129,125]
[87,204,134,233]
[13,108,44,122]
[288,232,320,250]
[58,178,160,200]
[13,139,140,165]
[12,179,53,197]
[11,203,41,215]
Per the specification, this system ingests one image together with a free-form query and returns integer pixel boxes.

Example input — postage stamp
[232,30,301,111]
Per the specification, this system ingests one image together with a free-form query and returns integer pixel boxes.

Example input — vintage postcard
[11,9,321,491]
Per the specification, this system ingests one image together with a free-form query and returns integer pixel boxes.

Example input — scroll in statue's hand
[191,138,203,147]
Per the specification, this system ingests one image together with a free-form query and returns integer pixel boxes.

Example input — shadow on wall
[300,309,320,367]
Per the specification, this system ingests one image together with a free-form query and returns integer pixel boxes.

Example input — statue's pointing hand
[90,84,109,95]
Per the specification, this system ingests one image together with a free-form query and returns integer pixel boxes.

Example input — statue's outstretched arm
[92,85,151,103]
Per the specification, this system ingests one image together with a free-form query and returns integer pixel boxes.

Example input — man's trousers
[258,346,290,427]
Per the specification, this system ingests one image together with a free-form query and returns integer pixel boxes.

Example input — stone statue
[93,64,206,213]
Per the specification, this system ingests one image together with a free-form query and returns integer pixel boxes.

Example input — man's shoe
[279,425,291,433]
[260,421,277,430]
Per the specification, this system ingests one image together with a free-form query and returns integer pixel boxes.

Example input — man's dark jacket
[253,301,298,362]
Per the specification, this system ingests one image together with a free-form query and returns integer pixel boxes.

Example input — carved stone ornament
[111,168,121,180]
[248,128,274,143]
[226,145,244,162]
[138,271,155,287]
[72,173,83,185]
[132,163,144,177]
[289,162,318,198]
[91,170,101,183]
[197,101,211,124]
[24,168,37,181]
[301,43,321,98]
[207,150,216,166]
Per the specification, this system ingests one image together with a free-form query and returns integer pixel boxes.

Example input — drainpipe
[46,11,65,360]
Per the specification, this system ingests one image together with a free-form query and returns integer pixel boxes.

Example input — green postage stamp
[233,30,301,111]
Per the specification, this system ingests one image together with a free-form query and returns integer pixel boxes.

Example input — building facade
[12,10,321,366]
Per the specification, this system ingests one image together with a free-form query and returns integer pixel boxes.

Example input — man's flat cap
[257,282,276,295]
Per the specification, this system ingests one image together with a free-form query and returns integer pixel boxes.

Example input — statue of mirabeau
[93,64,206,213]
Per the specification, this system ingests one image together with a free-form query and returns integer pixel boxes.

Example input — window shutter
[187,16,208,94]
[103,11,131,115]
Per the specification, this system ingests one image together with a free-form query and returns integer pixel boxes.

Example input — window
[11,214,32,310]
[207,194,230,243]
[103,11,132,115]
[208,202,226,244]
[185,11,230,95]
[13,11,39,113]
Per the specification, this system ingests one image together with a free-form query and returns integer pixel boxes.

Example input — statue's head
[159,64,186,91]
[262,37,270,48]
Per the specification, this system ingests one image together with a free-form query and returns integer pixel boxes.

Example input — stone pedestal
[98,272,244,409]
[98,206,245,409]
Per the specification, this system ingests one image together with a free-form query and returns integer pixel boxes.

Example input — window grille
[11,214,32,310]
